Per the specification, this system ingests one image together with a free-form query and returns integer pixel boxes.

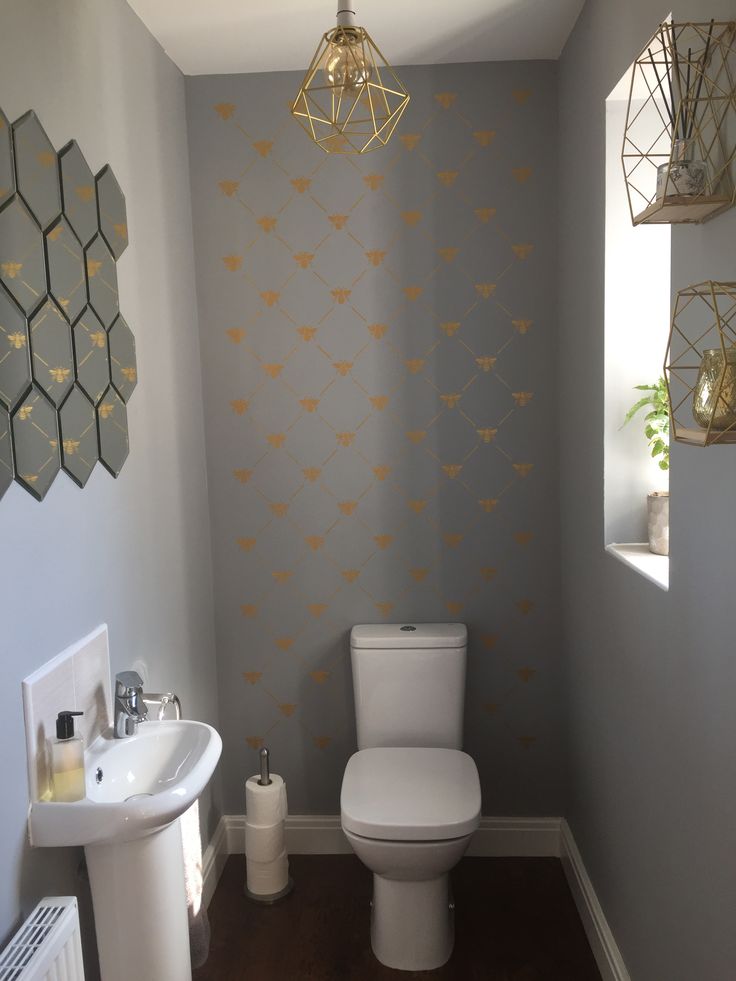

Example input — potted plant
[622,377,670,555]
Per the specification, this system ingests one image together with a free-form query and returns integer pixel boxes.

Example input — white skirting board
[202,814,631,981]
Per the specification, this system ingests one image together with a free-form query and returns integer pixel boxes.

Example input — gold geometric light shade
[291,21,410,154]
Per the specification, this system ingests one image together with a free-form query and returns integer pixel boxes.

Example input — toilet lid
[340,747,481,841]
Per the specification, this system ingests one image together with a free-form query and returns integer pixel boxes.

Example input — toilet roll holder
[244,748,294,905]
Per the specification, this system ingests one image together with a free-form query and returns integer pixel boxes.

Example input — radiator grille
[0,898,84,980]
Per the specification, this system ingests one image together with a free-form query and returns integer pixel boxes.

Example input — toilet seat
[341,747,481,841]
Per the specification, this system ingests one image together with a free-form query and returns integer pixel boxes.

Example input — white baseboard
[202,813,629,981]
[560,819,631,981]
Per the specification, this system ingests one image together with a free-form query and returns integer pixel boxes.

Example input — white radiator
[0,898,85,981]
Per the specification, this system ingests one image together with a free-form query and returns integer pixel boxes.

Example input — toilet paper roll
[245,820,285,864]
[245,773,288,827]
[246,849,289,896]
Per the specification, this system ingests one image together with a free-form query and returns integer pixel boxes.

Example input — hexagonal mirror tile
[59,140,98,247]
[0,284,31,410]
[85,235,119,328]
[0,196,46,314]
[12,111,60,230]
[59,384,98,487]
[0,108,14,208]
[0,404,13,500]
[12,386,60,500]
[96,165,128,260]
[98,385,129,476]
[73,306,109,406]
[46,217,87,324]
[29,299,74,408]
[109,315,137,403]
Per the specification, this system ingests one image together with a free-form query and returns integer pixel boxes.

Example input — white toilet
[340,623,481,971]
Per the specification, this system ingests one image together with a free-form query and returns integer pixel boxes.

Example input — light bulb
[323,30,372,91]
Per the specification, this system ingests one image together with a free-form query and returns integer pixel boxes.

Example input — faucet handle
[115,670,144,696]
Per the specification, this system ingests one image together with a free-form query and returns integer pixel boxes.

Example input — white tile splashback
[22,625,111,801]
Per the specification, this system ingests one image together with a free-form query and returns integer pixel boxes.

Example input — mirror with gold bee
[0,107,136,501]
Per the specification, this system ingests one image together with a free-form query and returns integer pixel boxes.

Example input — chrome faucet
[114,671,148,738]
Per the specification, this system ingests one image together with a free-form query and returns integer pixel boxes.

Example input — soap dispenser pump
[50,710,85,802]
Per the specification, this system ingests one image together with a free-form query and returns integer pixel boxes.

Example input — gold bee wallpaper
[186,62,563,814]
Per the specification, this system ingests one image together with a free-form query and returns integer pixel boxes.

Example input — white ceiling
[126,0,585,76]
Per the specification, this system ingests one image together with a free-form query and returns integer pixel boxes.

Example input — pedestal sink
[29,720,222,981]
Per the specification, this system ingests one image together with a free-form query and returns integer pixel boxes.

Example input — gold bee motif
[475,283,496,299]
[121,367,137,383]
[333,361,352,375]
[437,247,459,263]
[230,399,249,415]
[328,214,348,230]
[214,103,236,119]
[278,703,296,717]
[474,208,496,223]
[311,670,330,684]
[341,569,360,583]
[512,392,534,407]
[237,537,256,551]
[256,216,277,233]
[365,250,386,267]
[440,322,460,336]
[300,398,319,412]
[442,464,462,479]
[272,570,292,584]
[297,326,316,341]
[367,323,388,338]
[436,171,458,188]
[302,467,321,482]
[434,92,457,109]
[408,500,428,514]
[240,606,258,618]
[290,177,311,193]
[513,320,533,335]
[262,363,283,379]
[405,359,425,374]
[513,463,534,477]
[513,89,532,105]
[218,180,239,197]
[243,671,262,684]
[270,502,288,517]
[17,405,33,421]
[403,286,422,301]
[481,634,498,649]
[331,288,351,304]
[478,498,498,512]
[514,531,533,545]
[260,290,280,307]
[475,356,497,372]
[473,130,496,147]
[226,328,245,343]
[7,332,26,349]
[373,535,393,549]
[49,367,71,384]
[444,533,463,547]
[308,603,328,617]
[46,225,64,242]
[399,134,421,151]
[62,439,80,455]
[75,185,95,202]
[252,140,273,157]
[401,210,422,226]
[446,601,463,615]
[246,736,264,750]
[338,501,357,515]
[477,428,498,443]
[369,395,388,410]
[410,568,428,582]
[363,174,384,190]
[406,431,426,444]
[293,252,314,269]
[375,601,394,616]
[37,150,55,168]
[1,262,23,279]
[516,599,535,615]
[512,244,534,260]
[89,331,106,348]
[372,465,391,481]
[267,433,285,448]
[86,258,103,277]
[336,432,355,447]
[276,637,293,650]
[305,535,324,551]
[441,394,461,409]
[512,167,533,183]
[313,736,332,750]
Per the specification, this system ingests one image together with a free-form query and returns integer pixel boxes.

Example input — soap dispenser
[50,710,85,802]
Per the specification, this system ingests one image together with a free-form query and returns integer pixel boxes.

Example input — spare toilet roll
[245,774,290,898]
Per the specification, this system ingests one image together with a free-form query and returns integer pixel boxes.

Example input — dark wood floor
[194,855,602,981]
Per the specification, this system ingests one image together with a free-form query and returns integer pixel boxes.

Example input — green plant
[622,376,670,471]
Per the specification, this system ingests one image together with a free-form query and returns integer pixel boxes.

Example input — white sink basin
[29,720,222,847]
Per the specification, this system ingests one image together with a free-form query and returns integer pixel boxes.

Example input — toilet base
[370,872,454,971]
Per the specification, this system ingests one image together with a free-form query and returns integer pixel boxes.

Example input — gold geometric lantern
[664,281,736,445]
[291,2,410,154]
[622,20,736,225]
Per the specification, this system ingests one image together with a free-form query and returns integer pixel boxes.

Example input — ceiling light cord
[336,2,357,28]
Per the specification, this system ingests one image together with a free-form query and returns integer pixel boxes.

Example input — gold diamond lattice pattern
[291,26,409,153]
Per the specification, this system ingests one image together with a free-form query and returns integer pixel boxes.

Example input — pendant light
[291,2,410,154]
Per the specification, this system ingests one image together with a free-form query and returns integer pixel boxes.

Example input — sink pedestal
[86,818,191,981]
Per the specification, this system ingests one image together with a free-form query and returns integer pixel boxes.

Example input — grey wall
[559,2,736,979]
[186,62,566,817]
[0,0,219,969]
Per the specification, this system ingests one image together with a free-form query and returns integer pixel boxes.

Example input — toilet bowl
[340,624,481,972]
[341,746,480,970]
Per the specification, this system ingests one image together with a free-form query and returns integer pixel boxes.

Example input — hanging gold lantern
[291,2,410,154]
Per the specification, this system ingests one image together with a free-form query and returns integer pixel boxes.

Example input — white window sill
[605,543,669,591]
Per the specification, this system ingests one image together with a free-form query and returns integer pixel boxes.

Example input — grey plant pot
[647,491,669,556]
